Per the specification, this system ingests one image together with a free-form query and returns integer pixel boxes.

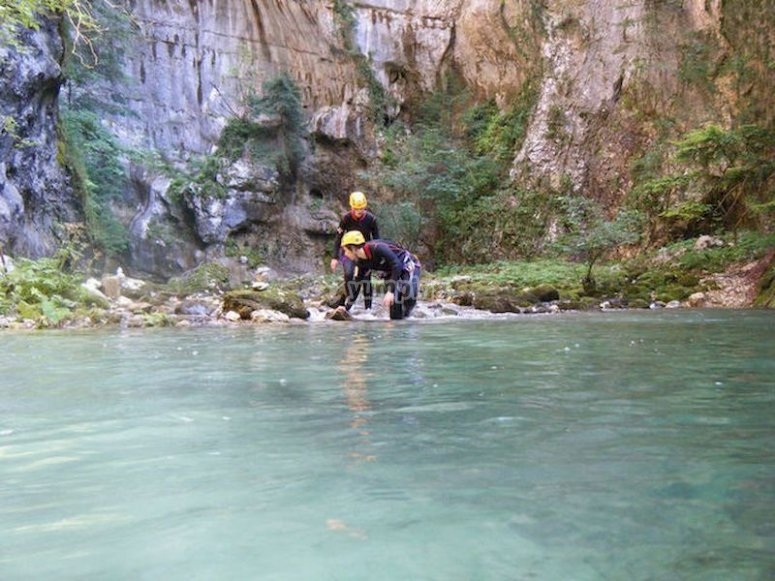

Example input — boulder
[222,287,309,320]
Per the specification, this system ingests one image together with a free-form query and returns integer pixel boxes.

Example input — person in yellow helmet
[330,191,380,311]
[339,231,421,320]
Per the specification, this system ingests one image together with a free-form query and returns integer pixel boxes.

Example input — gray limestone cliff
[0,20,80,258]
[0,0,762,278]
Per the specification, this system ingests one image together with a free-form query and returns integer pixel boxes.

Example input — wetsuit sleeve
[370,242,403,292]
[371,213,380,240]
[332,215,347,257]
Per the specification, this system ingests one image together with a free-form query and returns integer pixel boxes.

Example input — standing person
[330,191,380,311]
[338,231,422,320]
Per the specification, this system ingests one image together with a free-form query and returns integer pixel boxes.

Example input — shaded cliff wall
[0,20,80,258]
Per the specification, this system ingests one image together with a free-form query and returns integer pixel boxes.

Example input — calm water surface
[1,310,774,580]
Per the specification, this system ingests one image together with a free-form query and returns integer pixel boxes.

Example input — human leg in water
[358,269,373,310]
[389,266,421,320]
[338,255,358,309]
[344,265,373,310]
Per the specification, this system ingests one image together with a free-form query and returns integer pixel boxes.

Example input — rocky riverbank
[1,244,772,331]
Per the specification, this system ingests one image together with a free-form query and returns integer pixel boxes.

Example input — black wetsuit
[357,239,422,320]
[332,210,379,310]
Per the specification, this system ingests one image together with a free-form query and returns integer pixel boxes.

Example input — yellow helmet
[341,230,366,247]
[349,191,367,210]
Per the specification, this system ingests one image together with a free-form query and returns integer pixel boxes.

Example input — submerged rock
[325,308,353,321]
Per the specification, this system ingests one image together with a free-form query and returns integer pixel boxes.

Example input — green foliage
[53,3,136,261]
[463,91,535,163]
[622,268,697,304]
[630,146,667,186]
[60,1,134,103]
[553,196,643,291]
[720,0,775,125]
[630,123,775,244]
[1,116,36,148]
[433,231,770,306]
[410,133,503,262]
[364,86,537,265]
[434,258,586,289]
[754,264,775,308]
[218,118,271,161]
[678,31,719,92]
[629,173,693,243]
[675,124,775,233]
[225,238,264,269]
[330,0,395,123]
[219,72,306,178]
[0,0,99,49]
[174,73,306,207]
[168,156,228,202]
[141,312,176,327]
[660,200,710,223]
[356,58,394,124]
[672,231,775,272]
[332,0,356,49]
[371,200,425,250]
[545,105,569,143]
[675,124,736,165]
[0,252,97,326]
[59,109,130,257]
[453,189,555,264]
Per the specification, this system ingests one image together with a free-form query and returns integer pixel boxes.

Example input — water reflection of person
[339,333,376,463]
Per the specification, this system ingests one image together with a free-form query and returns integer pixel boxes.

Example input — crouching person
[338,231,422,320]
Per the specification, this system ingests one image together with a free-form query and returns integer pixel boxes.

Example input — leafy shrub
[213,73,306,179]
[634,124,775,244]
[675,124,775,232]
[552,196,643,292]
[59,110,129,257]
[371,201,425,250]
[0,253,99,326]
[1,0,100,50]
[363,84,538,266]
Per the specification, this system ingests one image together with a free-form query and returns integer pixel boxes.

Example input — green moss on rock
[223,287,308,320]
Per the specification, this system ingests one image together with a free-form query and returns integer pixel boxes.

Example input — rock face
[0,20,80,258]
[1,0,764,279]
[114,1,464,155]
[511,0,730,198]
[114,1,356,155]
[90,0,471,277]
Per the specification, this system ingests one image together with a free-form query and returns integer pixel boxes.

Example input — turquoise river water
[1,309,773,580]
